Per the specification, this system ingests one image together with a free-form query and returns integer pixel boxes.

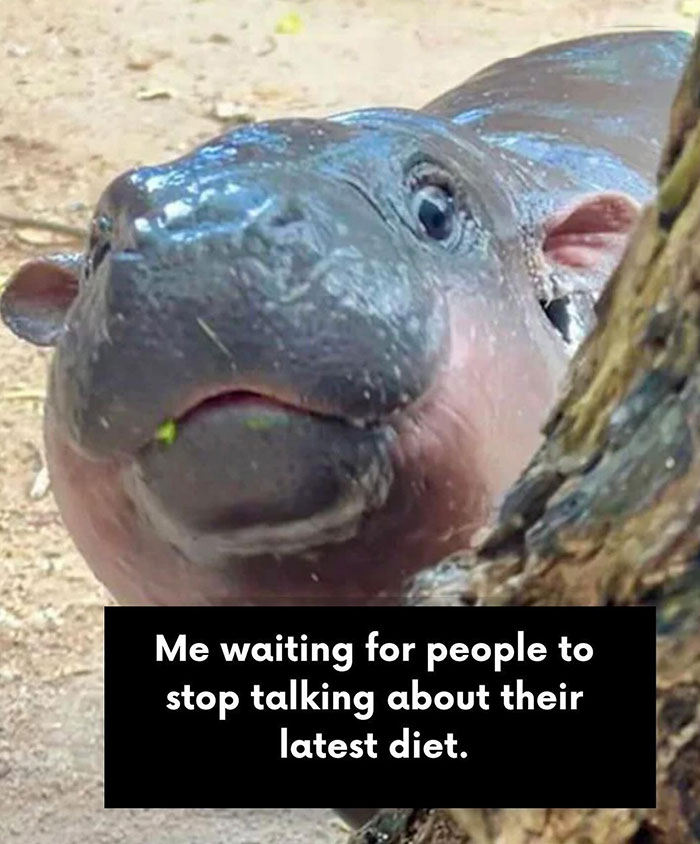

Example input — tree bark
[352,22,700,844]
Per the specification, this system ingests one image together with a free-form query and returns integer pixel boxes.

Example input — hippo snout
[36,133,457,565]
[53,167,449,461]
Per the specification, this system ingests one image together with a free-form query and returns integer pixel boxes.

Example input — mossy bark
[355,22,700,844]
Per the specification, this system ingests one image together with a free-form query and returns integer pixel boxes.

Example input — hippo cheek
[122,394,396,564]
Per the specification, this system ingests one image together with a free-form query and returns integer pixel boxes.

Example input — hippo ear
[0,253,82,346]
[542,192,641,279]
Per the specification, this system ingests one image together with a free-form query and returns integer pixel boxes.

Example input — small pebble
[126,43,171,70]
[209,100,255,124]
[29,465,50,501]
[6,44,30,58]
[136,88,174,101]
[15,228,58,246]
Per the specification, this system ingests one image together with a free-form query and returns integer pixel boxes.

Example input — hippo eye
[412,185,455,242]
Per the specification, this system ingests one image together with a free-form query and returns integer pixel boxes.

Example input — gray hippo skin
[0,32,690,609]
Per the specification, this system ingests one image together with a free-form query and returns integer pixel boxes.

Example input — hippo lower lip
[126,387,396,562]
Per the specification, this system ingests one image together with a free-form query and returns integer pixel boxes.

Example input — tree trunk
[352,22,700,844]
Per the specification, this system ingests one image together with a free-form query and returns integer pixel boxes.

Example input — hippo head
[1,110,590,605]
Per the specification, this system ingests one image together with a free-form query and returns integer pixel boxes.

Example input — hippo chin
[1,31,691,606]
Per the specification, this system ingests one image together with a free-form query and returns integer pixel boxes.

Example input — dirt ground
[0,0,694,841]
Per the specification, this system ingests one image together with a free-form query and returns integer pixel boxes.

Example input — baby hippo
[1,31,690,605]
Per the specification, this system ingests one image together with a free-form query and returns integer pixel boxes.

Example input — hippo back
[423,31,692,200]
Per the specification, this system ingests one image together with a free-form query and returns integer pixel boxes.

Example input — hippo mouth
[173,387,383,432]
[181,389,309,420]
[123,385,397,563]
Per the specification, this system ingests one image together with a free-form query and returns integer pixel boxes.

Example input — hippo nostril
[91,241,111,273]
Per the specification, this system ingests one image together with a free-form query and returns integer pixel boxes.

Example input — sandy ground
[0,0,694,841]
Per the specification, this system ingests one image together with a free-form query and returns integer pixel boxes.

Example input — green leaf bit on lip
[244,414,288,431]
[155,419,177,445]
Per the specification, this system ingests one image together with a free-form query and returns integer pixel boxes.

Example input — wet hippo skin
[1,31,690,607]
